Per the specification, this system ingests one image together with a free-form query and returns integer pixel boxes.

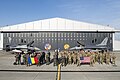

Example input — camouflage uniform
[100,52,103,64]
[77,53,80,66]
[68,53,72,64]
[90,53,94,67]
[95,52,98,63]
[106,52,110,65]
[102,52,106,63]
[111,53,116,65]
[73,53,77,64]
[61,52,65,66]
[53,52,58,66]
[87,51,91,57]
[92,52,96,64]
[46,53,49,65]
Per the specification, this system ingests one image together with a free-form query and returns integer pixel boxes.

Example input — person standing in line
[111,53,116,65]
[73,52,77,64]
[18,53,21,65]
[77,52,80,67]
[37,53,41,66]
[100,51,103,64]
[95,52,98,63]
[53,51,58,66]
[90,53,94,67]
[14,52,19,65]
[42,52,45,64]
[106,51,110,65]
[68,52,72,64]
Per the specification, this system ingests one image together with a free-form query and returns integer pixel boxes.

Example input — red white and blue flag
[80,57,90,63]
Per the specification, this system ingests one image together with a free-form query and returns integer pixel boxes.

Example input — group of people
[14,51,50,66]
[58,50,116,67]
[14,49,116,67]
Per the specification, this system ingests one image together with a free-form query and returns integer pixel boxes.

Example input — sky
[0,0,120,39]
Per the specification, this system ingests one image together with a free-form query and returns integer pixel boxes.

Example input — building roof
[0,17,115,32]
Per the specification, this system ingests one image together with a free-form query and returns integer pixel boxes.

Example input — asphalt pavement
[0,50,120,80]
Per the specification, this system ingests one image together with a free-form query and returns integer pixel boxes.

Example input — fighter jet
[70,37,109,50]
[9,41,34,50]
[6,41,40,52]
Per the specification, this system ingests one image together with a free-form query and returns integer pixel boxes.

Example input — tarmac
[0,50,120,80]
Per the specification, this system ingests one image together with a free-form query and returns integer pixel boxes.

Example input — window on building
[55,39,57,42]
[39,39,41,42]
[71,33,72,37]
[52,33,54,37]
[61,33,63,37]
[45,33,47,37]
[24,39,26,43]
[92,40,94,43]
[7,33,9,37]
[58,33,60,37]
[110,39,112,43]
[37,33,38,37]
[58,39,60,41]
[110,34,112,37]
[21,39,23,43]
[67,33,69,37]
[9,33,11,37]
[42,39,44,43]
[64,33,66,37]
[30,33,32,37]
[55,33,57,37]
[42,33,44,37]
[49,33,51,37]
[74,33,75,37]
[37,39,38,42]
[39,33,40,37]
[52,39,54,42]
[77,33,78,37]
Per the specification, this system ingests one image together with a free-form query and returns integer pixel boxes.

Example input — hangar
[0,17,118,51]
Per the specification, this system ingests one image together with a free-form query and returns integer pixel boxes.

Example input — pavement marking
[57,64,61,80]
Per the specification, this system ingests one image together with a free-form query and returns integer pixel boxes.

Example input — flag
[80,57,90,63]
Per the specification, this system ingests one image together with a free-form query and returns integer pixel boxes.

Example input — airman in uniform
[87,51,91,57]
[46,53,49,65]
[73,52,77,64]
[77,52,80,66]
[53,52,58,66]
[68,52,72,64]
[100,52,103,64]
[23,53,27,65]
[111,53,116,65]
[61,52,66,66]
[71,52,74,64]
[65,51,68,66]
[90,53,94,67]
[92,52,96,64]
[81,50,85,57]
[95,52,98,63]
[102,51,106,63]
[106,51,110,65]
